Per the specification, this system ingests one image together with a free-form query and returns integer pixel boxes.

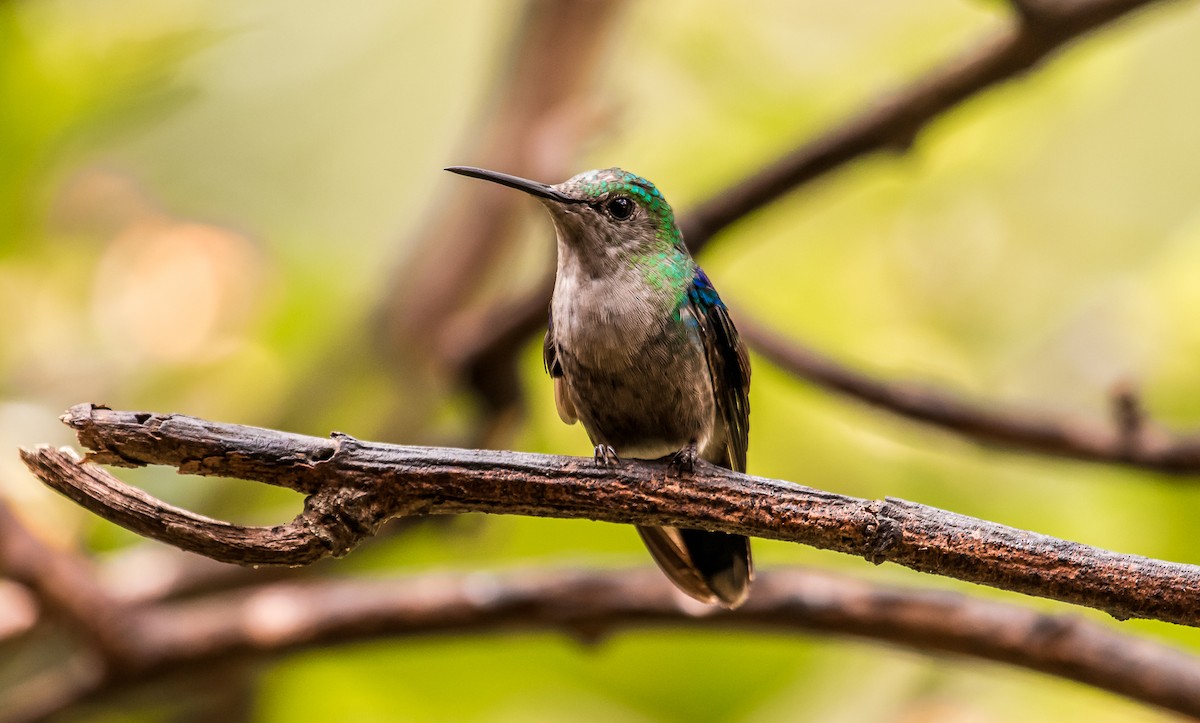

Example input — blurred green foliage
[4,0,1200,720]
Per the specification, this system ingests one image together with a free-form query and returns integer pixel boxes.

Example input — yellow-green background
[4,0,1200,720]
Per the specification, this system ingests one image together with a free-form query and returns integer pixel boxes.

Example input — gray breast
[552,277,715,458]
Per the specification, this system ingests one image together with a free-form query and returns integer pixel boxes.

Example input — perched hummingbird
[446,166,752,608]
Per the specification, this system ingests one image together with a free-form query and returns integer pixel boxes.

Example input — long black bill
[445,166,579,204]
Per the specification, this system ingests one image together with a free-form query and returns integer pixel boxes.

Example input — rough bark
[18,404,1200,628]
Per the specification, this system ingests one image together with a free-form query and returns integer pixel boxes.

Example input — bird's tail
[637,525,753,608]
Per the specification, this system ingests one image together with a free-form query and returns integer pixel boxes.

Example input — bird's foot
[593,444,619,466]
[668,442,698,473]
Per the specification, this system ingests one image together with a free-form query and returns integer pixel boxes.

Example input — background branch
[0,499,136,665]
[677,0,1176,252]
[739,316,1200,474]
[7,567,1200,722]
[19,405,1200,627]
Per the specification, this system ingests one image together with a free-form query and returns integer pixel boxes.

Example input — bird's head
[446,166,685,271]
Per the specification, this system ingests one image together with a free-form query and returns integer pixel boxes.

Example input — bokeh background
[4,0,1200,720]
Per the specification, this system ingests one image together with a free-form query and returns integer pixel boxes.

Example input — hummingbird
[446,166,752,608]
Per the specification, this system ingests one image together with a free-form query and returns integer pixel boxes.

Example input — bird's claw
[593,444,619,466]
[669,442,698,473]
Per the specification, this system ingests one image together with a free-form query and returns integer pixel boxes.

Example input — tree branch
[740,316,1200,474]
[0,497,139,665]
[136,569,1200,719]
[8,568,1200,722]
[679,0,1177,251]
[17,404,1200,627]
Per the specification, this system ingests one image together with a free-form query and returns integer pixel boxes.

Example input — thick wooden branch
[17,405,1200,627]
[740,317,1200,474]
[8,568,1200,722]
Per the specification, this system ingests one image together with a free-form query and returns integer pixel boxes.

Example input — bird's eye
[605,196,634,220]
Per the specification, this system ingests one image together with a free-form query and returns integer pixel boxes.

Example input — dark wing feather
[687,268,750,472]
[637,525,752,608]
[543,310,562,378]
[544,310,577,425]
